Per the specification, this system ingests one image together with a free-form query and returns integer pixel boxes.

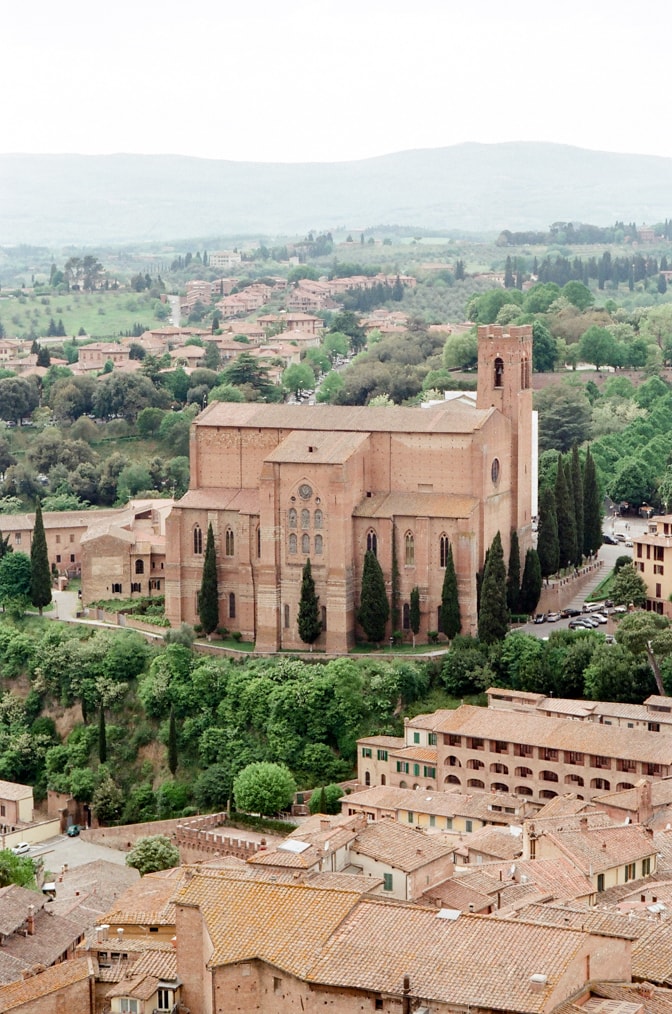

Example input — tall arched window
[135,559,144,575]
[225,527,235,557]
[440,534,449,568]
[494,356,504,388]
[314,509,323,530]
[403,603,410,629]
[193,525,203,555]
[405,531,414,566]
[289,533,297,554]
[301,534,310,554]
[288,508,297,529]
[367,530,377,555]
[284,604,290,628]
[228,592,236,619]
[301,509,310,529]
[315,534,323,555]
[256,526,261,558]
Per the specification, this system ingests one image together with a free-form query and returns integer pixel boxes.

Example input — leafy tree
[532,320,558,373]
[615,611,672,696]
[536,385,592,453]
[317,371,344,403]
[233,761,296,816]
[562,280,594,311]
[0,849,36,889]
[478,531,509,643]
[555,456,576,570]
[441,636,493,696]
[583,642,655,703]
[168,706,178,775]
[506,530,521,613]
[198,523,219,636]
[92,774,123,825]
[308,784,343,815]
[570,446,584,567]
[92,373,163,422]
[409,586,420,646]
[537,485,559,578]
[30,501,51,615]
[209,383,245,403]
[358,550,389,644]
[579,325,617,370]
[519,548,542,614]
[98,706,107,763]
[125,835,180,875]
[609,459,657,509]
[582,446,602,556]
[439,542,461,639]
[194,763,233,811]
[0,552,32,612]
[283,362,314,397]
[0,376,39,425]
[298,559,322,645]
[611,562,647,608]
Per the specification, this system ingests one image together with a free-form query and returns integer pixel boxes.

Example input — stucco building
[633,514,672,616]
[165,323,534,650]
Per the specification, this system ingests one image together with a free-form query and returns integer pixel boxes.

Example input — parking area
[26,834,129,872]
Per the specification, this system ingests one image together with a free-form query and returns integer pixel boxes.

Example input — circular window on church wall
[491,458,500,484]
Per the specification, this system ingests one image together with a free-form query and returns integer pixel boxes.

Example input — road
[30,833,129,873]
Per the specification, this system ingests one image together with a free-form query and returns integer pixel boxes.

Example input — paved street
[30,834,129,873]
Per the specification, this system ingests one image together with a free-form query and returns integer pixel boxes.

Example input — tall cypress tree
[564,456,578,567]
[519,548,542,615]
[409,586,420,647]
[198,523,219,637]
[583,446,602,557]
[358,550,389,644]
[440,542,461,640]
[571,445,584,567]
[537,485,559,578]
[298,558,322,645]
[30,500,51,615]
[506,530,521,614]
[555,456,576,570]
[478,532,509,644]
[168,706,178,775]
[98,705,107,764]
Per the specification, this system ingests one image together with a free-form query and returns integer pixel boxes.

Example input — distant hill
[1,143,672,246]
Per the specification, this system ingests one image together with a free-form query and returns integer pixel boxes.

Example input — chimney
[636,779,653,825]
[320,818,331,833]
[26,906,35,936]
[579,816,588,830]
[530,974,548,993]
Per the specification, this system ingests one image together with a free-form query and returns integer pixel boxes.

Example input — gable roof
[349,819,455,872]
[0,956,92,1012]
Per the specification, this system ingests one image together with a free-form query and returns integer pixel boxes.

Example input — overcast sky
[5,0,671,164]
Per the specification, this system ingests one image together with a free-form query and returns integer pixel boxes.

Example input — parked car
[569,618,591,629]
[603,534,617,545]
[546,611,561,622]
[591,613,608,624]
[66,824,80,837]
[533,613,546,624]
[561,607,581,618]
[625,540,633,548]
[11,842,30,855]
[614,533,627,542]
[581,616,600,628]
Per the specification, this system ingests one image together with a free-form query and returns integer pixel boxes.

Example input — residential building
[486,686,672,733]
[633,515,672,616]
[0,780,33,826]
[0,956,94,1014]
[208,250,242,270]
[165,323,534,649]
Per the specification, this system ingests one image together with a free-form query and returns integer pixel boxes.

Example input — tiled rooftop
[349,819,455,872]
[543,824,657,874]
[0,956,92,1012]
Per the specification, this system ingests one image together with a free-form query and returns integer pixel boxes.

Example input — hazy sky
[6,0,671,164]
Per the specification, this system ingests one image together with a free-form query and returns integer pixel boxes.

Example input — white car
[591,613,608,624]
[11,842,30,855]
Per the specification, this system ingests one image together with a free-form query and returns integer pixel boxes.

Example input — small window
[289,533,297,554]
[301,509,310,530]
[405,531,414,565]
[111,583,122,594]
[494,356,504,388]
[491,458,500,484]
[413,732,420,744]
[367,530,377,555]
[402,603,410,629]
[465,819,472,833]
[301,533,310,554]
[225,527,235,557]
[69,533,75,543]
[70,553,75,563]
[407,811,414,823]
[135,559,144,574]
[229,592,236,619]
[288,508,297,529]
[284,604,290,628]
[193,525,203,555]
[131,582,141,593]
[256,526,261,558]
[429,814,435,828]
[14,533,21,544]
[362,747,372,758]
[315,534,323,555]
[321,605,327,631]
[120,1000,139,1014]
[314,509,323,529]
[439,534,449,568]
[383,873,393,891]
[273,977,282,994]
[428,733,437,746]
[55,535,61,544]
[377,749,388,761]
[156,988,172,1012]
[56,554,61,563]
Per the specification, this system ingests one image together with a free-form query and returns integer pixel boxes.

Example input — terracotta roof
[457,857,594,902]
[543,824,657,875]
[533,795,600,819]
[197,401,491,436]
[0,908,83,974]
[463,824,524,860]
[356,735,405,749]
[0,956,92,1012]
[349,819,455,872]
[0,781,32,802]
[0,886,44,937]
[176,487,260,514]
[388,745,438,763]
[106,949,178,1001]
[513,902,645,939]
[264,429,370,465]
[353,491,479,521]
[418,877,492,913]
[308,902,594,1012]
[415,704,672,764]
[102,868,183,929]
[595,779,672,812]
[343,785,529,822]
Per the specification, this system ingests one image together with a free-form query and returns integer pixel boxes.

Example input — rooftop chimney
[320,818,331,833]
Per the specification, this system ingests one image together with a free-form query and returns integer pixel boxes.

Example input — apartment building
[633,514,672,616]
[486,686,672,733]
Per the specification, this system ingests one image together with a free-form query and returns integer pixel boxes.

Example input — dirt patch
[49,703,84,739]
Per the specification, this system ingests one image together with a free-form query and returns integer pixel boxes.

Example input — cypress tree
[537,485,559,578]
[564,456,578,566]
[358,550,389,644]
[298,558,322,645]
[30,500,52,615]
[0,531,12,559]
[390,525,400,630]
[519,548,542,615]
[571,445,584,567]
[98,706,107,764]
[440,542,461,639]
[506,530,521,614]
[583,446,602,557]
[410,586,420,647]
[478,531,509,644]
[168,706,178,775]
[555,456,576,570]
[198,523,219,637]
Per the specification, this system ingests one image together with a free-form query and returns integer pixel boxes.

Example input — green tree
[168,706,178,775]
[579,325,616,370]
[125,835,180,876]
[308,784,343,815]
[537,485,559,578]
[410,586,420,647]
[440,542,461,639]
[532,320,559,373]
[0,377,39,425]
[615,611,672,696]
[506,530,521,613]
[283,362,315,397]
[562,281,594,311]
[0,552,32,613]
[0,849,36,889]
[536,385,592,453]
[92,774,123,825]
[317,371,344,403]
[478,531,509,643]
[194,763,233,811]
[233,761,296,816]
[582,446,602,556]
[358,550,389,644]
[519,548,542,614]
[30,501,52,615]
[198,523,219,637]
[555,456,576,570]
[611,562,647,608]
[570,446,584,567]
[298,559,322,646]
[98,706,107,763]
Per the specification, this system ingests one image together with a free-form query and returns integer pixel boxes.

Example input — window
[273,977,282,994]
[494,356,504,388]
[314,509,323,529]
[413,732,420,744]
[625,862,636,882]
[491,458,500,484]
[69,534,75,543]
[70,553,75,563]
[149,579,161,591]
[131,582,141,593]
[405,531,414,565]
[111,583,122,593]
[408,811,414,823]
[423,766,436,778]
[135,559,144,574]
[55,535,61,544]
[289,533,297,554]
[56,554,61,563]
[465,819,473,833]
[428,733,437,746]
[429,814,436,828]
[301,534,310,554]
[440,534,449,568]
[413,763,420,777]
[383,873,393,891]
[257,526,261,558]
[597,873,605,893]
[284,604,290,628]
[321,605,327,631]
[403,603,410,629]
[301,509,310,529]
[446,734,462,747]
[396,761,409,774]
[225,527,234,556]
[468,737,484,750]
[375,1000,384,1011]
[315,534,323,555]
[120,1001,139,1014]
[0,805,4,816]
[377,749,388,761]
[362,748,372,758]
[643,857,652,877]
[288,508,297,529]
[14,533,20,545]
[193,525,203,555]
[156,988,173,1012]
[228,592,236,619]
[367,530,377,555]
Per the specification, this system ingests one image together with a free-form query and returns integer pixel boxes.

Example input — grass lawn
[0,290,168,340]
[350,641,447,655]
[586,570,615,602]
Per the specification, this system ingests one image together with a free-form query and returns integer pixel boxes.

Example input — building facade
[165,324,534,650]
[633,514,672,616]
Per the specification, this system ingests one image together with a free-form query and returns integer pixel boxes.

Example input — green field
[0,290,170,341]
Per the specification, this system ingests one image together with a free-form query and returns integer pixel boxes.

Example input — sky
[5,0,672,164]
